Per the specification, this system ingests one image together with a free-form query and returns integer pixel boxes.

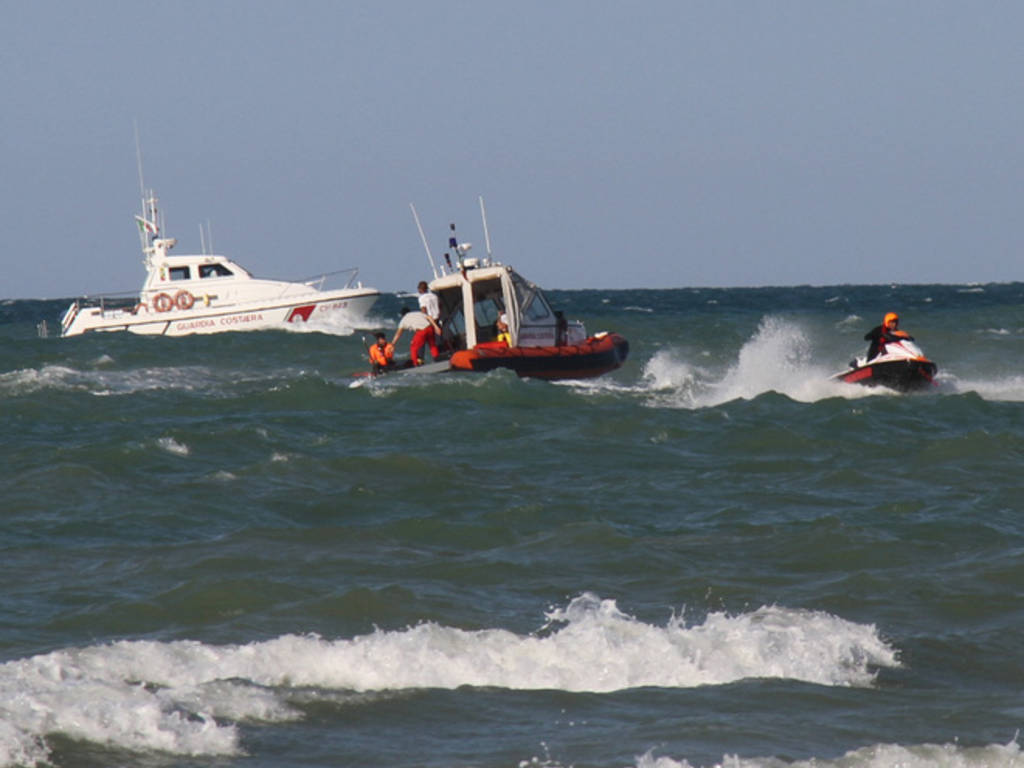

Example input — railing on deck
[296,267,363,291]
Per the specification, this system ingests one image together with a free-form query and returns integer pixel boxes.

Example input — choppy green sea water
[2,283,1024,768]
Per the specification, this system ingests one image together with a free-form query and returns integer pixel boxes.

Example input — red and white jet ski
[833,337,938,392]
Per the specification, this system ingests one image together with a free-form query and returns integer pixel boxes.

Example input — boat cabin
[139,237,323,307]
[429,259,585,351]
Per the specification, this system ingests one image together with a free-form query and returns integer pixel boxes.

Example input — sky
[3,1,1023,299]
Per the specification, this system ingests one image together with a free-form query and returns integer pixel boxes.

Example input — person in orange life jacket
[495,313,511,346]
[368,332,395,374]
[864,312,912,361]
[391,307,440,365]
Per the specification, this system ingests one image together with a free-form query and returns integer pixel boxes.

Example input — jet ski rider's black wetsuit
[864,326,913,361]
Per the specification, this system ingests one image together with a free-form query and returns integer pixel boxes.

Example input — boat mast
[133,124,160,257]
[135,122,146,211]
[479,196,492,262]
[410,203,440,279]
[199,220,213,255]
[135,123,148,254]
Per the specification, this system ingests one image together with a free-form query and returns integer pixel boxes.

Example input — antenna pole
[134,121,145,202]
[410,203,439,279]
[479,196,492,259]
[133,121,154,253]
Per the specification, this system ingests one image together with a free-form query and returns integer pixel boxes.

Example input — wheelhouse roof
[428,263,510,291]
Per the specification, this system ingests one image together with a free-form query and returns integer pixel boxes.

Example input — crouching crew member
[368,332,395,374]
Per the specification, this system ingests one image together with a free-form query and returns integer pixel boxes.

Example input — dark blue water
[3,284,1024,768]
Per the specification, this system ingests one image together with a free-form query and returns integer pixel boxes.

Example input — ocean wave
[0,594,897,765]
[630,737,1022,768]
[0,362,317,399]
[943,374,1024,402]
[639,316,872,407]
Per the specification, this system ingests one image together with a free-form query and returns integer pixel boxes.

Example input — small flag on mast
[135,215,158,235]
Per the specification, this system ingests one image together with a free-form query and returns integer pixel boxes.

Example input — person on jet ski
[864,312,912,360]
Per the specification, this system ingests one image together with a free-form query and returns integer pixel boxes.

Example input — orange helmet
[883,312,899,329]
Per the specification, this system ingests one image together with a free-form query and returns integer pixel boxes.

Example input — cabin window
[169,266,191,281]
[199,264,233,278]
[513,274,552,322]
[471,280,504,325]
[522,294,552,322]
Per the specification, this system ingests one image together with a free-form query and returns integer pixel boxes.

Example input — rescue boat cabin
[429,259,586,353]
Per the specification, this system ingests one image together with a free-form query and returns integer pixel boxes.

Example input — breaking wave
[0,595,897,765]
[629,738,1023,768]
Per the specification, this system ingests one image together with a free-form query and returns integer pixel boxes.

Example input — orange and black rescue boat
[381,205,629,381]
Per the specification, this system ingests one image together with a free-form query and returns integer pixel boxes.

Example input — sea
[2,283,1024,768]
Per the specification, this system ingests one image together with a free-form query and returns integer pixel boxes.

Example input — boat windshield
[511,272,553,322]
[200,264,234,278]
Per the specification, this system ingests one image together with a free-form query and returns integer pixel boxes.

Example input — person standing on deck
[414,280,441,363]
[392,306,440,365]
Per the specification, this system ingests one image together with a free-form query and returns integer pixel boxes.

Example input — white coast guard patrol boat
[60,190,379,337]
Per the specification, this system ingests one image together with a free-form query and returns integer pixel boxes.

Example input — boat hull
[449,333,629,380]
[61,290,378,337]
[833,358,938,392]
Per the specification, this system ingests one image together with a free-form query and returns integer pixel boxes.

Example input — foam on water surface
[0,595,897,765]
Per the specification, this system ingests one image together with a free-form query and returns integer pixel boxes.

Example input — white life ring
[175,290,195,311]
[153,293,173,312]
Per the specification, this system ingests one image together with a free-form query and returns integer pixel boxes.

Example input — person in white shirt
[392,305,440,365]
[417,280,440,321]
[403,281,440,363]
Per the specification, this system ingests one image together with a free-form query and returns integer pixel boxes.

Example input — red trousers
[410,327,438,364]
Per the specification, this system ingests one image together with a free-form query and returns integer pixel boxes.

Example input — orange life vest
[369,342,394,366]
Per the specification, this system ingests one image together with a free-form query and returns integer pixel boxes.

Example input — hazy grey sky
[3,1,1022,298]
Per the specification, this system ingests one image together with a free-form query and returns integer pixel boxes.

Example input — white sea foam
[0,363,306,399]
[284,307,391,337]
[0,363,224,398]
[944,374,1024,402]
[631,736,1023,768]
[641,316,873,407]
[0,365,81,396]
[836,313,863,330]
[0,595,897,765]
[282,315,357,336]
[156,436,190,456]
